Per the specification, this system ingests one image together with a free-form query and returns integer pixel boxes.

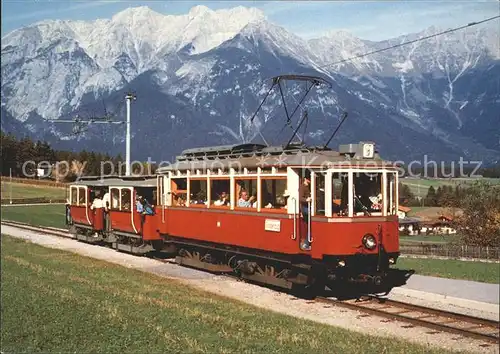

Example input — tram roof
[157,142,396,173]
[70,175,157,187]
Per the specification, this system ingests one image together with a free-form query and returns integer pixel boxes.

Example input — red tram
[66,74,412,293]
[67,141,410,293]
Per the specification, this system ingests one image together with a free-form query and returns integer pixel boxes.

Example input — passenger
[142,198,155,215]
[90,191,104,210]
[299,173,312,250]
[238,191,255,207]
[214,192,229,206]
[102,191,110,211]
[136,195,144,213]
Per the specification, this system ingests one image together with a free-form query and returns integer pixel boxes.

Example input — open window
[331,172,349,216]
[314,173,326,216]
[110,188,120,210]
[70,186,78,206]
[78,187,86,206]
[121,189,132,211]
[386,172,397,215]
[171,178,187,207]
[352,172,383,216]
[261,177,287,211]
[211,178,230,207]
[235,178,257,209]
[189,178,208,206]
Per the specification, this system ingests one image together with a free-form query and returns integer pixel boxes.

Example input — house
[398,205,411,219]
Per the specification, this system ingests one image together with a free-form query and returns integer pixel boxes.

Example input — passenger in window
[142,197,155,215]
[214,191,229,206]
[238,191,255,207]
[136,195,144,213]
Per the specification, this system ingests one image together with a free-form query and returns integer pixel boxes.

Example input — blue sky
[2,0,499,40]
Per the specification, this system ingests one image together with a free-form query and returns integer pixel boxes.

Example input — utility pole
[9,168,12,204]
[45,94,137,177]
[125,92,136,176]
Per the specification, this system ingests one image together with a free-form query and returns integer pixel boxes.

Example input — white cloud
[3,1,119,24]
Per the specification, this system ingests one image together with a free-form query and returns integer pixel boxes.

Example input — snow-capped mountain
[1,6,499,164]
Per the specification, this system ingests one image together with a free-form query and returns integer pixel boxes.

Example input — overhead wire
[318,15,500,70]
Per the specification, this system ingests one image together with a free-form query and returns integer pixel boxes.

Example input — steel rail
[316,296,499,344]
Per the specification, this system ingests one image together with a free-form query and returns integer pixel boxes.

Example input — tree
[425,186,438,206]
[454,182,500,247]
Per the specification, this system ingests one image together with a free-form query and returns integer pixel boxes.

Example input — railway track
[3,219,500,346]
[316,296,500,345]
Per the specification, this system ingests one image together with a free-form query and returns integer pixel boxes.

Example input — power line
[319,15,500,70]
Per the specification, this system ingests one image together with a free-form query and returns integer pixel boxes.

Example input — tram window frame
[260,176,288,212]
[234,177,258,210]
[189,178,208,207]
[78,187,86,206]
[313,173,326,216]
[121,189,132,212]
[110,188,120,211]
[351,171,384,217]
[210,178,231,208]
[386,171,397,216]
[171,178,187,207]
[70,186,78,206]
[331,172,349,217]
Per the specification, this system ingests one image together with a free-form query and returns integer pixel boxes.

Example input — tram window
[235,179,257,208]
[110,188,120,210]
[353,172,383,215]
[314,174,326,216]
[71,187,78,206]
[171,178,187,206]
[190,179,208,205]
[332,173,348,216]
[136,187,155,206]
[386,172,397,215]
[261,178,287,209]
[211,179,230,207]
[121,189,132,211]
[78,187,86,205]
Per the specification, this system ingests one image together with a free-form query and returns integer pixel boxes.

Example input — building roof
[398,206,412,213]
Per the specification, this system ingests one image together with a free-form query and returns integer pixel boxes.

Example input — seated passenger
[214,192,229,206]
[238,191,255,207]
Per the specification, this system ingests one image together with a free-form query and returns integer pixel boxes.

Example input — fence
[1,197,67,205]
[400,243,499,260]
[0,176,67,188]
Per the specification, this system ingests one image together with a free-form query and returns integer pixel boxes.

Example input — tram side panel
[109,210,162,240]
[71,206,94,228]
[164,208,299,254]
[310,217,400,259]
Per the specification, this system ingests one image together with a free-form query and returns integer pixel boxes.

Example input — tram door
[293,168,314,251]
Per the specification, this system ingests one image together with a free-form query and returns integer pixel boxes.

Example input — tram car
[66,141,410,294]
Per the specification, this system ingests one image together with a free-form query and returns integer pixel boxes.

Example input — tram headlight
[362,234,377,250]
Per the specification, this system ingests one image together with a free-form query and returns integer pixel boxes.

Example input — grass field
[0,235,447,354]
[396,258,500,284]
[1,181,66,200]
[400,177,500,198]
[1,204,66,228]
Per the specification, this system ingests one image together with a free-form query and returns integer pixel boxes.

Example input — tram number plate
[264,219,281,232]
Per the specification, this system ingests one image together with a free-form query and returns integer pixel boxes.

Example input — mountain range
[1,5,499,165]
